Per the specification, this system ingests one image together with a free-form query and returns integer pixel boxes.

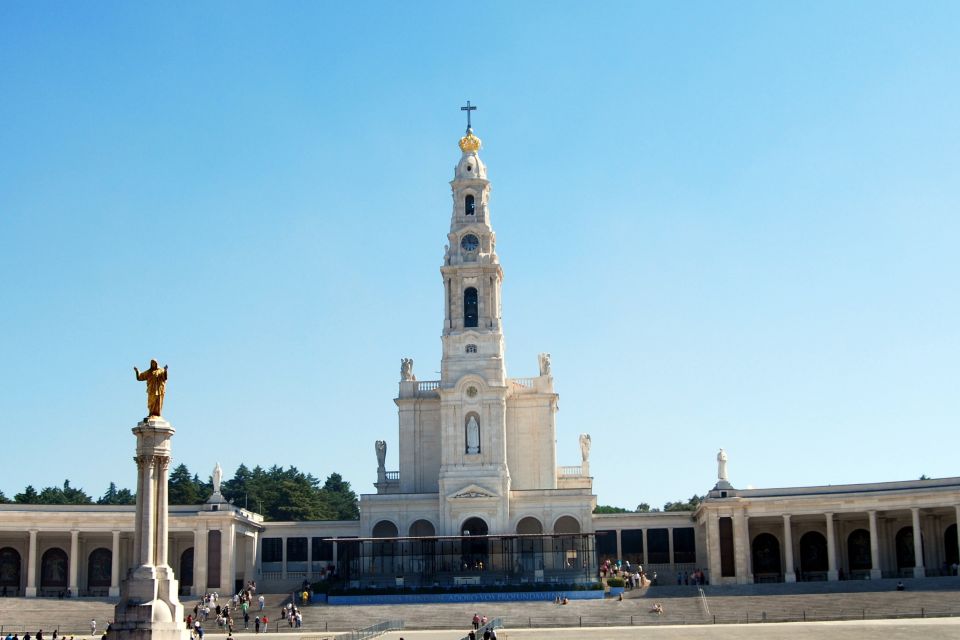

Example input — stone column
[641,529,648,567]
[733,509,749,584]
[220,524,235,596]
[307,534,314,581]
[112,415,187,640]
[193,524,208,596]
[156,457,171,574]
[825,513,838,581]
[911,507,925,578]
[26,529,38,597]
[706,513,721,585]
[248,533,258,585]
[667,527,675,568]
[281,535,288,580]
[868,511,882,580]
[110,531,121,597]
[138,456,157,569]
[69,529,80,596]
[615,529,622,562]
[783,515,795,582]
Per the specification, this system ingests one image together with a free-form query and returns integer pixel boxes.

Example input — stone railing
[385,471,399,480]
[510,377,535,389]
[558,465,584,477]
[418,380,441,391]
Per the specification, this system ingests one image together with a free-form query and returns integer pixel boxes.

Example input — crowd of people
[600,558,709,589]
[184,581,280,637]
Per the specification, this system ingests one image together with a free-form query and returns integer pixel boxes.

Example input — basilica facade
[0,123,957,597]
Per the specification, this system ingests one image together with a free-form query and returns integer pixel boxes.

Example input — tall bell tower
[436,105,511,534]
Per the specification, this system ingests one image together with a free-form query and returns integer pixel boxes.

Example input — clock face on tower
[460,234,479,252]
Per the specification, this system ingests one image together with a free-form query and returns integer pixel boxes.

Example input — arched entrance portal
[799,532,827,579]
[896,527,923,570]
[0,548,21,595]
[847,529,872,572]
[516,517,544,572]
[179,548,194,588]
[945,524,958,568]
[40,548,68,591]
[751,533,782,581]
[460,517,489,570]
[87,548,112,590]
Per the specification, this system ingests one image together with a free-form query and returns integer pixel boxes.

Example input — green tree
[98,482,136,505]
[14,486,39,503]
[662,494,704,512]
[168,464,202,504]
[593,505,630,514]
[635,503,651,513]
[322,473,359,520]
[0,490,9,504]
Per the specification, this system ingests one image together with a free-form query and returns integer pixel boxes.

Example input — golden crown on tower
[458,128,482,153]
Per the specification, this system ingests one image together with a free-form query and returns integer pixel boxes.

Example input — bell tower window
[465,194,475,215]
[464,287,478,328]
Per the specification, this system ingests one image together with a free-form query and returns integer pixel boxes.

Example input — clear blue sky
[1,2,957,511]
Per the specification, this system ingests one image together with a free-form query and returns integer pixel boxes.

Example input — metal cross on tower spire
[460,100,477,132]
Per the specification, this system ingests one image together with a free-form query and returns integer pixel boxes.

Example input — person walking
[90,620,96,637]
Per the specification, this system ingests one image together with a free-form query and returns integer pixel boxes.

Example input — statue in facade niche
[466,415,480,454]
[134,359,168,417]
[579,433,591,463]
[375,440,387,470]
[538,352,551,376]
[212,462,223,495]
[717,448,728,481]
[400,358,415,381]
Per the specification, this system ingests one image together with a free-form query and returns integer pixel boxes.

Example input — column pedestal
[108,417,188,640]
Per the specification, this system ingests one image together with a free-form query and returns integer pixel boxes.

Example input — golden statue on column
[134,360,168,417]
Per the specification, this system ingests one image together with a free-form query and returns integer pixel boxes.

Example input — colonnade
[705,504,960,584]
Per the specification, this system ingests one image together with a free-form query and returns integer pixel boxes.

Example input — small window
[465,194,475,215]
[465,344,477,353]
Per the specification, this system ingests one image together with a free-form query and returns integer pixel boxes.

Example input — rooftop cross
[460,100,477,132]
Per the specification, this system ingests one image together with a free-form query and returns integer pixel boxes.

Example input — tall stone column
[69,529,79,596]
[825,513,838,581]
[733,510,750,584]
[193,524,208,596]
[220,524,235,596]
[667,527,675,568]
[108,416,187,640]
[110,531,121,597]
[615,529,622,562]
[641,529,648,566]
[783,515,795,582]
[706,513,721,585]
[911,507,925,578]
[868,511,882,580]
[25,529,38,597]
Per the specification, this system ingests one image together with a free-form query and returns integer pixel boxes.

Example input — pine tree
[0,490,9,504]
[14,486,39,503]
[168,464,201,504]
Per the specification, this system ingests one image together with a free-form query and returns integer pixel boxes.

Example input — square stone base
[109,567,188,640]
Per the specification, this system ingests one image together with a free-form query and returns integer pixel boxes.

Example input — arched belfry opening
[465,194,475,215]
[464,287,478,327]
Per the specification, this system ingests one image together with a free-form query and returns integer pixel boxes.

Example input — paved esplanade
[376,619,960,639]
[189,619,960,640]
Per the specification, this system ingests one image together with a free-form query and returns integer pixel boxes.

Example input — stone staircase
[2,578,959,635]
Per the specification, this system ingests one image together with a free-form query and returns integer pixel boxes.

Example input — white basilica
[0,118,958,598]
